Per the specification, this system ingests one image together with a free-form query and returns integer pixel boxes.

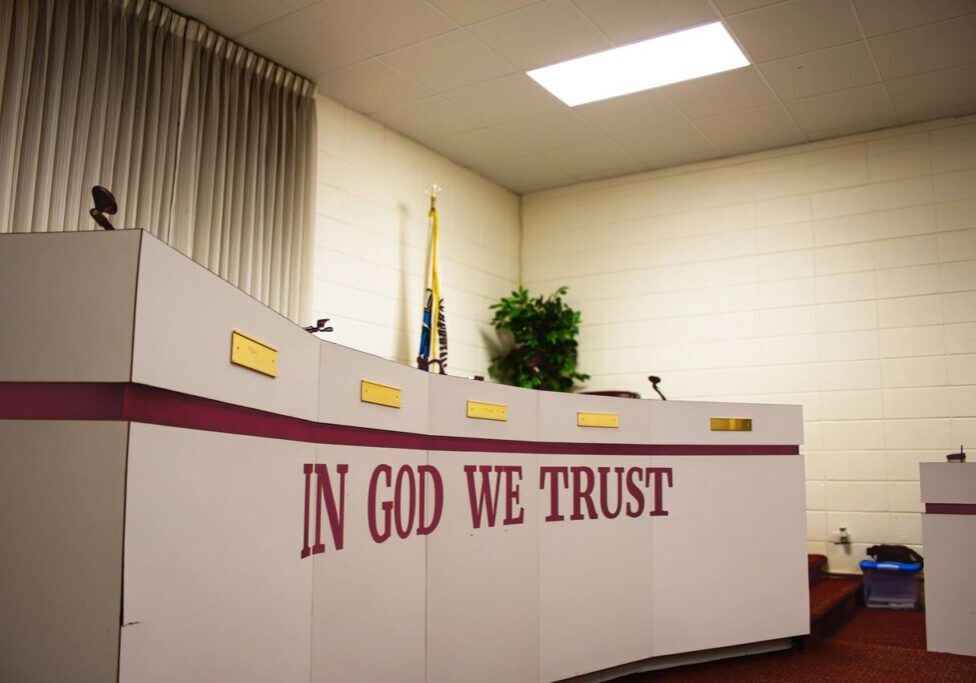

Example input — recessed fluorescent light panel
[527,22,749,106]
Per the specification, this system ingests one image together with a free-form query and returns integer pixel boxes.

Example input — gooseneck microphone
[89,186,118,230]
[648,375,667,401]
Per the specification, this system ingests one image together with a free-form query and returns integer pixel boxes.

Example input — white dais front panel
[648,401,803,446]
[131,234,320,420]
[311,445,427,683]
[650,454,809,656]
[426,451,540,683]
[428,373,538,441]
[538,454,655,681]
[318,341,430,433]
[538,392,652,444]
[120,423,314,683]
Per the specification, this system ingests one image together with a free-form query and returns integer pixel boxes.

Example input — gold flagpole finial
[427,183,442,210]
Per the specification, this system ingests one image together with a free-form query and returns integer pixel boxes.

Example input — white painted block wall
[311,95,521,378]
[521,115,976,572]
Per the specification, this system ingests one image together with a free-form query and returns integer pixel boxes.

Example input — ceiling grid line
[705,0,811,149]
[847,0,899,127]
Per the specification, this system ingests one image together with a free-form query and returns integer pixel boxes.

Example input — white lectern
[920,462,976,658]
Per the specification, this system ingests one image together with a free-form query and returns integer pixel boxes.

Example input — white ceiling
[162,0,976,193]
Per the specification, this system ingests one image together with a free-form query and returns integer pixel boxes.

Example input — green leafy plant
[489,286,589,392]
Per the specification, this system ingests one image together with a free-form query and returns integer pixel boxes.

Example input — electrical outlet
[830,527,852,544]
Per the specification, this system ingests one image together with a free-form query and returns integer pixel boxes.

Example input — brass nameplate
[361,380,401,408]
[577,412,620,428]
[466,400,508,422]
[230,331,277,377]
[711,417,752,432]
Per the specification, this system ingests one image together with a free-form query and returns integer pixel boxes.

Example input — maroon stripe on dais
[0,381,799,456]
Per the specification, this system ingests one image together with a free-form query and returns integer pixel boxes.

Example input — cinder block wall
[521,115,976,571]
[311,95,521,378]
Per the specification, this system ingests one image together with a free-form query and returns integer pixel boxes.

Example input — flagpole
[428,187,441,365]
[418,184,445,372]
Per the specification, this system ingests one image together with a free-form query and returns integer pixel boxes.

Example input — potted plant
[488,286,589,392]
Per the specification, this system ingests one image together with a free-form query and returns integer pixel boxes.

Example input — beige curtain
[0,0,316,321]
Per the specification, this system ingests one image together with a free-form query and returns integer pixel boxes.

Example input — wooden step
[810,576,861,624]
[808,554,828,587]
[801,575,862,648]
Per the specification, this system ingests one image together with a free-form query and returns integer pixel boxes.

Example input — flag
[417,188,447,373]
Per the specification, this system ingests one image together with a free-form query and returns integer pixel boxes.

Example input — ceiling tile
[315,60,432,113]
[236,12,368,77]
[869,14,976,81]
[443,73,564,125]
[663,67,777,119]
[468,0,611,70]
[886,63,976,117]
[616,123,720,169]
[726,0,862,62]
[475,154,575,192]
[853,0,975,37]
[380,29,514,92]
[305,0,457,55]
[540,138,643,180]
[425,127,526,166]
[372,97,481,144]
[429,0,544,25]
[163,0,295,37]
[575,90,686,136]
[713,0,788,15]
[696,104,805,155]
[786,84,895,134]
[572,0,717,45]
[495,108,603,150]
[760,42,879,101]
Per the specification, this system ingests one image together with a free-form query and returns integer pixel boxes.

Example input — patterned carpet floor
[616,608,976,682]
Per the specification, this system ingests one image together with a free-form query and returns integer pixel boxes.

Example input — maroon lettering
[598,466,625,519]
[502,466,525,526]
[370,464,444,543]
[300,463,348,558]
[417,464,444,535]
[625,466,645,518]
[647,467,673,517]
[394,466,416,538]
[539,466,569,522]
[464,465,503,529]
[301,464,314,558]
[368,464,393,543]
[570,466,598,520]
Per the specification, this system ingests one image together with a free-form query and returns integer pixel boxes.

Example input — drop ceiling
[162,0,976,193]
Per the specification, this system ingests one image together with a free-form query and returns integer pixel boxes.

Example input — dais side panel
[0,420,128,683]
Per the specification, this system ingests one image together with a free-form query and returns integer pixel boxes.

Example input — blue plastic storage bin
[860,559,921,609]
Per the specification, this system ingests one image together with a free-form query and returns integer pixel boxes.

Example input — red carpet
[615,608,976,682]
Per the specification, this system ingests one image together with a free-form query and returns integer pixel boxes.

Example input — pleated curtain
[0,0,316,321]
